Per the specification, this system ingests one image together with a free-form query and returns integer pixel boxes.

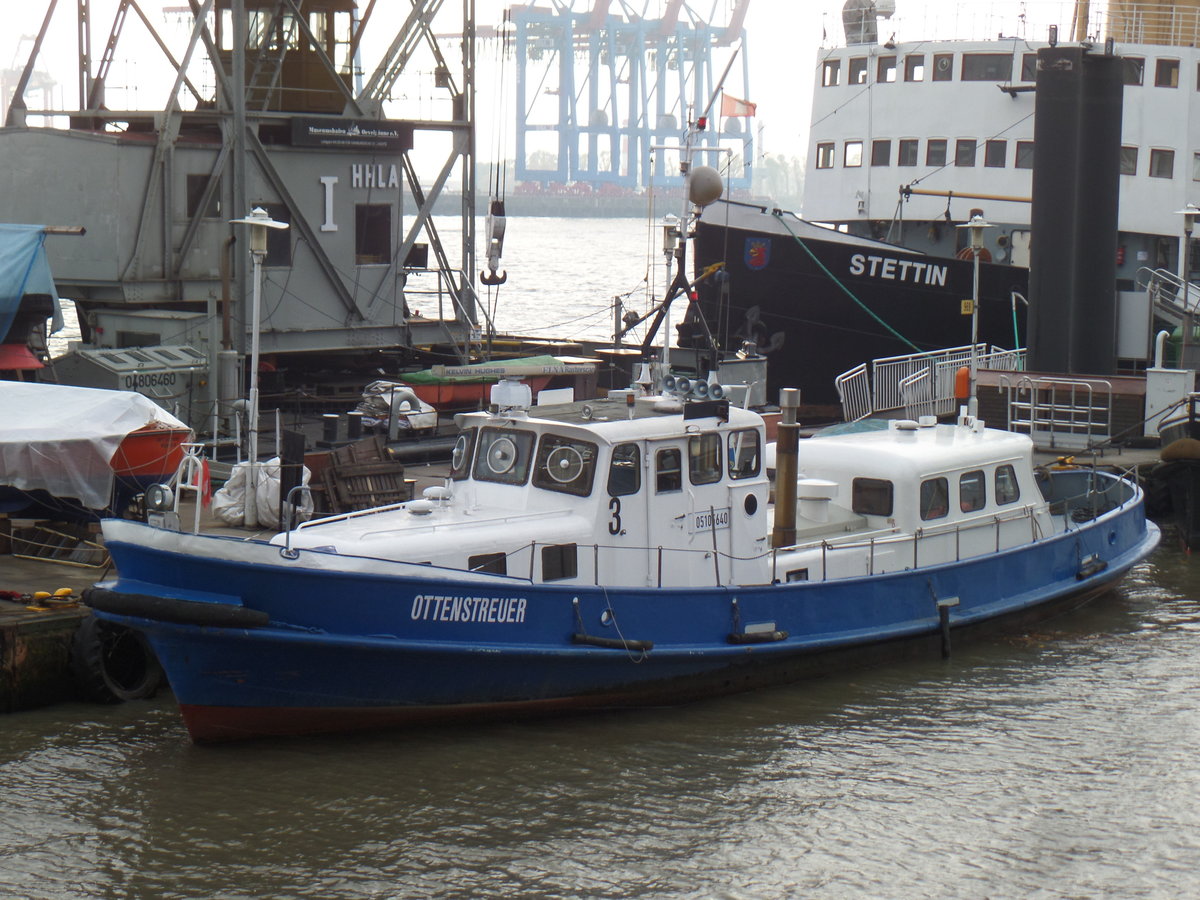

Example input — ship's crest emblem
[744,237,771,270]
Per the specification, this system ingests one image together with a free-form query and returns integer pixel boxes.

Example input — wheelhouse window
[816,142,835,169]
[688,434,722,485]
[955,139,977,167]
[904,54,924,81]
[728,429,760,479]
[926,139,947,167]
[932,53,953,81]
[1193,152,1200,182]
[1121,146,1138,176]
[871,139,891,166]
[920,477,949,521]
[450,429,476,480]
[852,478,893,517]
[960,470,986,512]
[822,59,841,87]
[898,139,918,166]
[473,427,536,485]
[985,140,1006,168]
[1124,57,1145,85]
[607,443,640,496]
[1155,58,1179,87]
[844,141,863,167]
[542,543,578,582]
[355,203,392,264]
[878,56,896,83]
[962,53,1011,81]
[533,433,598,497]
[1015,141,1034,170]
[849,57,868,84]
[1150,148,1175,179]
[656,447,682,493]
[995,465,1020,505]
[468,552,507,575]
[1020,53,1037,82]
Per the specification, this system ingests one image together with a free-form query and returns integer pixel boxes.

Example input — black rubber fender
[70,613,164,704]
[84,587,270,629]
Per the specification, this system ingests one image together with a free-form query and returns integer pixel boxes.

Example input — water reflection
[3,543,1198,898]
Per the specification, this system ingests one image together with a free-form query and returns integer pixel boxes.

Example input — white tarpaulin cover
[0,382,189,509]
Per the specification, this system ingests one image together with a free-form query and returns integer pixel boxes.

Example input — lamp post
[956,211,991,418]
[229,208,289,527]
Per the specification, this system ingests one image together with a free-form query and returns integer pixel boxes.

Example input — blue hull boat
[89,385,1159,742]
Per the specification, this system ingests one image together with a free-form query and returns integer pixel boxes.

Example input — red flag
[721,93,757,118]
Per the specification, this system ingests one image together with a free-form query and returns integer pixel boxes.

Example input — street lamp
[956,210,992,418]
[229,207,289,528]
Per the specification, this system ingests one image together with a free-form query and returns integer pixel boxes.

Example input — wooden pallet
[319,436,413,513]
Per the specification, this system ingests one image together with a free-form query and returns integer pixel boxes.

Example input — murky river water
[3,541,1197,898]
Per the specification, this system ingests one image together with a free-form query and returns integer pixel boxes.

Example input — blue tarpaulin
[0,224,62,343]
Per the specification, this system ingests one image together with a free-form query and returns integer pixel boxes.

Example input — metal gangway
[1002,375,1114,450]
[1137,266,1200,327]
[836,344,1027,422]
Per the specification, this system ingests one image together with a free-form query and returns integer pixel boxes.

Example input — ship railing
[835,364,872,421]
[1136,266,1200,327]
[1003,375,1113,450]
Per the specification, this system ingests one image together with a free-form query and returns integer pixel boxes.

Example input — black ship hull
[686,201,1029,406]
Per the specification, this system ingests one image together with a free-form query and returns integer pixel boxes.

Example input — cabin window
[822,59,841,87]
[1150,149,1175,179]
[871,140,891,166]
[995,465,1021,505]
[904,54,924,82]
[844,141,863,167]
[689,434,722,485]
[1155,58,1179,88]
[260,203,291,266]
[1015,141,1034,170]
[473,427,535,485]
[1192,152,1200,182]
[816,142,835,169]
[985,140,1007,168]
[656,448,682,493]
[932,53,953,81]
[852,478,893,517]
[926,139,947,167]
[607,443,641,496]
[468,552,507,575]
[898,139,918,166]
[961,53,1011,82]
[355,204,392,264]
[533,434,598,497]
[849,57,868,85]
[542,543,578,582]
[1124,57,1145,86]
[960,470,986,512]
[955,139,976,167]
[877,56,896,83]
[1020,53,1037,82]
[920,477,949,521]
[1121,146,1139,176]
[786,568,809,583]
[728,429,761,479]
[186,174,220,218]
[450,429,476,480]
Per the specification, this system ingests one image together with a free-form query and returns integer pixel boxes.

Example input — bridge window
[533,434,597,497]
[871,140,891,166]
[728,429,761,479]
[1021,53,1037,82]
[355,204,392,265]
[1150,149,1175,179]
[822,59,841,87]
[985,140,1007,168]
[844,141,863,167]
[920,477,949,520]
[607,443,641,496]
[1015,141,1035,170]
[260,203,291,266]
[955,139,977,167]
[852,478,893,517]
[450,429,476,480]
[1121,146,1138,176]
[926,139,947,167]
[689,434,722,485]
[904,55,924,81]
[1155,58,1179,87]
[995,465,1021,505]
[878,56,896,83]
[542,543,578,582]
[816,142,835,169]
[849,57,868,84]
[932,53,953,81]
[1124,57,1145,85]
[960,470,986,512]
[898,139,918,166]
[962,53,1011,81]
[656,448,682,493]
[474,427,535,485]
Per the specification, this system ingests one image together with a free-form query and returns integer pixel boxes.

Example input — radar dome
[688,165,723,207]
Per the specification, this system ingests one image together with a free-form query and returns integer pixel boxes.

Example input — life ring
[70,614,164,704]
